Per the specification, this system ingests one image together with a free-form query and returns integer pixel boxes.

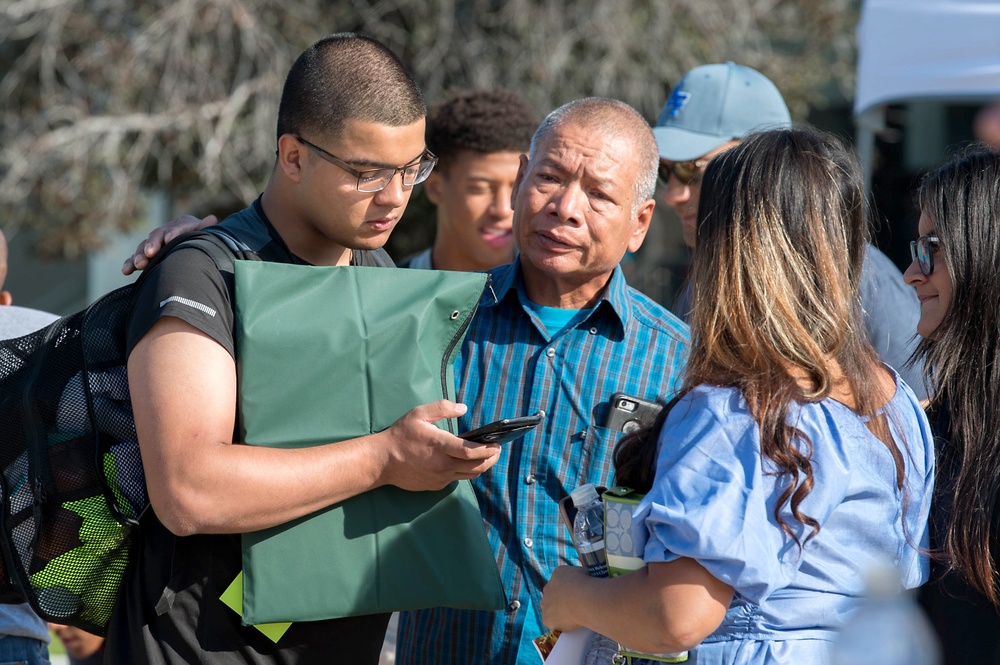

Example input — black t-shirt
[107,199,393,665]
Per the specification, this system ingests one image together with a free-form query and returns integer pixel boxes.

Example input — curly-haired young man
[397,88,539,272]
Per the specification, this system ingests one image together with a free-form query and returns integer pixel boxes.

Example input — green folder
[233,262,505,625]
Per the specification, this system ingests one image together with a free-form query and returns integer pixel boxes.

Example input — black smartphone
[603,393,663,434]
[460,411,545,445]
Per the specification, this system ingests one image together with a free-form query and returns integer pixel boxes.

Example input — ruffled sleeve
[631,387,801,603]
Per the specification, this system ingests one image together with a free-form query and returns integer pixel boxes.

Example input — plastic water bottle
[571,483,608,578]
[571,484,689,662]
[831,564,941,665]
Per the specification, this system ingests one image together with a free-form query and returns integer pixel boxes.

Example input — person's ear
[626,199,656,253]
[0,290,13,306]
[276,134,306,181]
[424,171,443,205]
[511,154,530,210]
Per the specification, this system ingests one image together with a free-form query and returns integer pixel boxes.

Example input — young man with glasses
[655,62,926,398]
[107,33,500,665]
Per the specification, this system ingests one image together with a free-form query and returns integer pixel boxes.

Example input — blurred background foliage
[0,0,859,260]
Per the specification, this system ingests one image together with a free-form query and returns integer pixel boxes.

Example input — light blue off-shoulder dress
[632,372,935,664]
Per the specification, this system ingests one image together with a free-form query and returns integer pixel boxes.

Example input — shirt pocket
[577,424,622,489]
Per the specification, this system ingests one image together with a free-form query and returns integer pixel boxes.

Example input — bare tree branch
[0,0,858,257]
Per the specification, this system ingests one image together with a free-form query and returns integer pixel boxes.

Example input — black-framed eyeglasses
[657,158,709,186]
[294,135,437,193]
[909,235,940,276]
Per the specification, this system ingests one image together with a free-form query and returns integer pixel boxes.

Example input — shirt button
[509,600,521,611]
[524,537,533,548]
[546,347,555,357]
[589,327,597,334]
[579,430,587,440]
[525,474,536,485]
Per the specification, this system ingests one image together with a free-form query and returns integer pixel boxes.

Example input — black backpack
[0,228,258,635]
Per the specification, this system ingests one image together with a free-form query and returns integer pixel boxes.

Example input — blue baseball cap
[653,62,792,162]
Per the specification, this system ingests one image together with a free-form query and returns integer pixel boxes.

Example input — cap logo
[665,89,691,117]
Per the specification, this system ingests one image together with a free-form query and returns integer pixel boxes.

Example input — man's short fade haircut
[531,97,659,213]
[426,88,539,173]
[276,33,426,145]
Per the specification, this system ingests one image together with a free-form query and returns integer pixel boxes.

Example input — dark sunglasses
[909,235,940,276]
[657,158,709,186]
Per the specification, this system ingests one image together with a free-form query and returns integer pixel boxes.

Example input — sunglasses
[909,235,940,276]
[657,158,709,186]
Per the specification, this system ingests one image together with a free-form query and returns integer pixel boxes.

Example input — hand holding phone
[460,411,545,445]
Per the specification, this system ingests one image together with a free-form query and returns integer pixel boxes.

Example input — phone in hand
[603,393,663,434]
[460,411,545,445]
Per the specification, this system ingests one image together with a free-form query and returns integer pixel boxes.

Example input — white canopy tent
[854,0,1000,185]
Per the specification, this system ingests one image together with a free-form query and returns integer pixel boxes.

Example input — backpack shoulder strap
[139,227,261,281]
[203,228,252,256]
[179,228,262,270]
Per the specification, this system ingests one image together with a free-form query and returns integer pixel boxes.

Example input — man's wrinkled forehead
[531,120,630,178]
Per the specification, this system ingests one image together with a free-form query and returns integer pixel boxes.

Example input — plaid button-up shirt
[397,259,689,665]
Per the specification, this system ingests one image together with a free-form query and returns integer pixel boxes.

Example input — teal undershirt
[523,299,591,338]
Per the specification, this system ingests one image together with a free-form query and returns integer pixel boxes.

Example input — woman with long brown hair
[905,146,1000,664]
[540,127,935,663]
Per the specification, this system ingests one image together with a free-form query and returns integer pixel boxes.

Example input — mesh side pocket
[81,289,147,522]
[0,285,145,635]
[0,230,240,632]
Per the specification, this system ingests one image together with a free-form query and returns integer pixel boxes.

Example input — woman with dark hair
[540,127,935,663]
[905,147,1000,664]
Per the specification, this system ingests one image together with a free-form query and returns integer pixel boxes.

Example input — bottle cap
[570,483,600,508]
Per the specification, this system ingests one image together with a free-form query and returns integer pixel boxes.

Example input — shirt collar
[484,259,631,334]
